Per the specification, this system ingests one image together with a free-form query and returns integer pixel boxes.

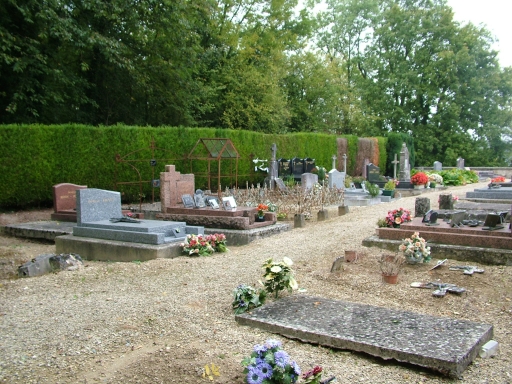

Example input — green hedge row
[1,124,395,208]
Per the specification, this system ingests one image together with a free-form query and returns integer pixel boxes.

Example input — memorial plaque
[205,197,220,209]
[152,179,160,188]
[53,183,87,213]
[181,194,195,208]
[194,194,206,208]
[222,196,237,210]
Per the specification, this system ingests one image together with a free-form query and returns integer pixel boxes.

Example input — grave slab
[236,295,493,378]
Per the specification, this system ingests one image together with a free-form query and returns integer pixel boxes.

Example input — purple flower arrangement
[242,339,301,384]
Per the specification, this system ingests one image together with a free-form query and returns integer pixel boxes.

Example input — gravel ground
[0,182,511,384]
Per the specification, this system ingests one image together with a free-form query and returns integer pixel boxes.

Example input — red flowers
[411,172,429,185]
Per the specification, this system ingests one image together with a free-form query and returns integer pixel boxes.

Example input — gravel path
[0,182,511,383]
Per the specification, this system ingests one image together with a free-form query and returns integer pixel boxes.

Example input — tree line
[1,0,511,166]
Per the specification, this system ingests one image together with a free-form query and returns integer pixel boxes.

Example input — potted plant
[378,253,405,284]
[411,172,429,188]
[256,203,268,222]
[352,176,365,188]
[399,231,431,264]
[382,179,399,197]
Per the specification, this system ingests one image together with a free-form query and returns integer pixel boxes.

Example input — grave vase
[404,252,424,264]
[413,184,425,189]
[256,214,265,222]
[382,190,395,198]
[382,273,398,284]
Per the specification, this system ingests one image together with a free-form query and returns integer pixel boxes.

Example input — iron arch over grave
[187,138,240,191]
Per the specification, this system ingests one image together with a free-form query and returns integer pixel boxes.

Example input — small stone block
[330,256,344,272]
[338,206,349,215]
[294,214,306,228]
[317,210,329,221]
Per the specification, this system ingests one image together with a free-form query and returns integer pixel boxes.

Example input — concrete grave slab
[236,295,493,378]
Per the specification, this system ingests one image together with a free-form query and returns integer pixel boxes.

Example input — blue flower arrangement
[242,339,301,384]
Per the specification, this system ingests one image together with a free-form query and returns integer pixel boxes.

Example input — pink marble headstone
[53,183,87,213]
[160,165,195,211]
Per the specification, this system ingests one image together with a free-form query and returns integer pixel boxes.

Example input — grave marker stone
[275,178,287,191]
[278,158,291,177]
[362,158,370,179]
[291,157,305,179]
[433,161,442,171]
[182,194,195,208]
[301,173,318,190]
[366,163,380,183]
[53,183,87,213]
[76,189,120,225]
[342,154,347,173]
[160,165,195,211]
[331,155,337,171]
[415,197,431,217]
[304,158,316,173]
[457,157,465,169]
[392,154,399,179]
[328,170,345,189]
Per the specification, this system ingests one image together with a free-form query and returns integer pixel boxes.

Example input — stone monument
[399,143,411,182]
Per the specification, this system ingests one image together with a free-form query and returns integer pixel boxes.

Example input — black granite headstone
[304,157,316,173]
[366,163,381,183]
[291,158,305,178]
[278,158,291,177]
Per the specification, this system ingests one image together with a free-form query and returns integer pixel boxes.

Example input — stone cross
[331,155,337,171]
[342,154,347,173]
[399,143,411,181]
[392,154,399,179]
[271,143,277,161]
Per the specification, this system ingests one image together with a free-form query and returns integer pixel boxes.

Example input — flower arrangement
[302,366,323,384]
[261,257,298,298]
[384,208,411,228]
[257,203,269,217]
[399,232,431,263]
[384,179,399,190]
[411,172,429,185]
[491,176,506,183]
[428,173,443,184]
[242,339,301,384]
[181,233,227,256]
[232,284,266,314]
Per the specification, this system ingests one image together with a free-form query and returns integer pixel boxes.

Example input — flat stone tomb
[73,188,202,245]
[236,295,493,378]
[466,187,512,200]
[377,217,511,250]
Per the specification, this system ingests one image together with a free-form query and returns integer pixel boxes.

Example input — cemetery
[0,142,511,383]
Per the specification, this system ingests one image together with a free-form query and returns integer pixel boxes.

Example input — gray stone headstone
[328,170,345,189]
[366,163,380,183]
[457,157,465,169]
[275,178,287,191]
[301,173,318,190]
[76,189,122,225]
[433,161,442,171]
[415,197,431,217]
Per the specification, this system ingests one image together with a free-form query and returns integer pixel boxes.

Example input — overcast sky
[447,0,512,67]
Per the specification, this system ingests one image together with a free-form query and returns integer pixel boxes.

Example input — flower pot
[256,216,265,222]
[413,184,425,189]
[382,273,398,284]
[405,254,424,264]
[345,250,357,262]
[382,190,395,197]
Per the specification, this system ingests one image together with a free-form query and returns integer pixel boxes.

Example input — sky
[447,0,512,67]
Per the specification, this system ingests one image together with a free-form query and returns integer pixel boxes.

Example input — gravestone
[433,161,442,171]
[194,192,206,208]
[328,169,345,189]
[439,194,454,210]
[457,157,465,169]
[415,197,431,217]
[366,163,380,183]
[51,183,87,222]
[278,158,291,177]
[392,154,399,179]
[304,158,316,173]
[73,188,202,245]
[301,173,318,190]
[399,143,411,182]
[291,158,305,179]
[160,165,195,211]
